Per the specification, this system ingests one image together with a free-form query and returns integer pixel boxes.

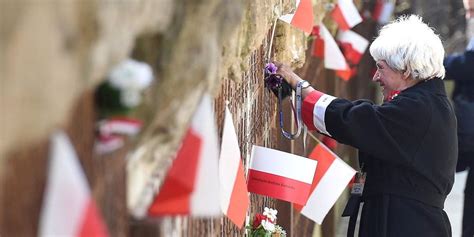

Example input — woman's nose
[372,71,380,82]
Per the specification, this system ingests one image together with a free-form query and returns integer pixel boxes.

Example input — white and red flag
[295,142,356,224]
[98,117,143,136]
[39,131,109,237]
[147,94,221,217]
[337,30,369,65]
[372,0,394,25]
[331,0,362,31]
[312,24,352,80]
[219,104,249,228]
[94,117,143,154]
[335,66,357,81]
[247,145,317,205]
[94,134,124,155]
[279,0,314,34]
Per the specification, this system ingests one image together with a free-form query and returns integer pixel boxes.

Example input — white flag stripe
[321,24,348,70]
[100,121,141,136]
[338,0,362,28]
[279,0,301,23]
[190,94,221,216]
[95,137,124,155]
[39,131,90,236]
[301,158,356,224]
[313,94,336,136]
[250,145,317,184]
[337,30,369,53]
[279,14,293,24]
[378,2,394,24]
[219,106,242,213]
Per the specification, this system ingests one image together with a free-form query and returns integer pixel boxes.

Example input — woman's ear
[402,70,411,80]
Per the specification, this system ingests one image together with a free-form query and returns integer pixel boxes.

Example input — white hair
[369,15,445,80]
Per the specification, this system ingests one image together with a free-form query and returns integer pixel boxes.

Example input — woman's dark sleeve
[302,90,430,165]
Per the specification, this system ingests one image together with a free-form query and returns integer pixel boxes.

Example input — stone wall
[4,0,435,235]
[0,0,321,235]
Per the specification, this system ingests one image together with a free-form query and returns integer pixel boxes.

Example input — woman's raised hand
[272,61,304,89]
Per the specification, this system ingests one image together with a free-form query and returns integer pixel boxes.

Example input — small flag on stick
[247,145,317,205]
[147,94,221,217]
[294,141,356,224]
[219,104,249,228]
[279,0,314,34]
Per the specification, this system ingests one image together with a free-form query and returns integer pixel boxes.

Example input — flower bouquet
[246,207,287,237]
[95,59,154,117]
[264,63,292,99]
[93,59,153,154]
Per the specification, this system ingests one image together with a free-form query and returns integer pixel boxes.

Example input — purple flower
[265,63,278,74]
[265,74,283,90]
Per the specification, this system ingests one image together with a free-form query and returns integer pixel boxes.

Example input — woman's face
[372,60,405,98]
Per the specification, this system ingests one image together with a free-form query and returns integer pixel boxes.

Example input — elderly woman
[275,15,457,236]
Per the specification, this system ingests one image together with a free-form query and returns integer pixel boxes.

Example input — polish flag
[247,145,317,205]
[39,131,109,237]
[295,142,356,224]
[279,0,314,34]
[98,117,143,136]
[312,24,351,79]
[147,94,221,217]
[219,104,249,228]
[373,0,394,25]
[336,65,358,81]
[337,30,369,65]
[331,0,362,31]
[94,134,124,155]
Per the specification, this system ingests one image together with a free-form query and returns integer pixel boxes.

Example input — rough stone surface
[127,0,311,214]
[1,0,327,235]
[0,0,174,160]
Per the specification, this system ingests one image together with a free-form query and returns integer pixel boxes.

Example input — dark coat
[444,49,474,171]
[325,78,458,237]
[444,48,474,237]
[445,50,474,100]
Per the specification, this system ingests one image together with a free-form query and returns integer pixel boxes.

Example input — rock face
[1,0,313,235]
[0,0,174,159]
[126,0,310,219]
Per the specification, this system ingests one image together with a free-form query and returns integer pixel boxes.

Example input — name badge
[350,172,366,196]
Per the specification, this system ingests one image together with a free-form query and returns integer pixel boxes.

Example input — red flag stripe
[219,105,249,227]
[336,68,353,81]
[106,117,143,125]
[316,24,350,70]
[312,37,325,58]
[226,161,249,227]
[372,0,384,21]
[294,143,337,211]
[290,0,314,34]
[78,200,110,237]
[339,42,363,65]
[331,5,351,30]
[147,128,201,216]
[247,169,311,205]
[40,131,109,237]
[309,144,336,188]
[330,0,362,31]
[300,157,356,223]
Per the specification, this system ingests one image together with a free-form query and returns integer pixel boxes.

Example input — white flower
[108,59,153,91]
[263,207,278,222]
[261,220,275,232]
[275,225,287,235]
[121,89,141,108]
